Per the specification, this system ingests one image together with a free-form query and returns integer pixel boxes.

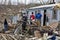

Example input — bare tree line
[0,0,60,5]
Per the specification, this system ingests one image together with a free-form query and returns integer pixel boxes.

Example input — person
[4,19,8,31]
[22,13,27,31]
[30,12,35,25]
[35,11,42,26]
[43,10,47,26]
[23,13,27,21]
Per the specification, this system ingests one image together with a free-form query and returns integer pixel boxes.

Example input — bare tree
[39,0,46,4]
[4,0,7,5]
[47,0,55,4]
[8,0,11,5]
[0,0,4,5]
[17,0,19,5]
[17,0,20,5]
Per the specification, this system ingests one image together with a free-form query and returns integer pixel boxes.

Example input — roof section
[29,4,58,9]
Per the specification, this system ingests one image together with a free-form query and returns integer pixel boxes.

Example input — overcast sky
[0,0,59,5]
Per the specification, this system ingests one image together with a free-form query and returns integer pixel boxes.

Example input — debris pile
[0,34,25,40]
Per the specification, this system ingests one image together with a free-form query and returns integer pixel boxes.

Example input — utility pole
[49,0,55,4]
[39,0,44,4]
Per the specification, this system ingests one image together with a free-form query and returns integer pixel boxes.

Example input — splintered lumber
[34,30,41,38]
[6,34,13,40]
[1,34,7,40]
[14,24,22,34]
[14,34,25,40]
[0,34,4,40]
[0,34,25,40]
[1,38,4,40]
[9,35,17,40]
[57,21,60,31]
[49,22,58,30]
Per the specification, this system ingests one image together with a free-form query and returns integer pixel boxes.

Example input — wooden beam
[14,24,22,34]
[9,35,17,40]
[1,34,7,40]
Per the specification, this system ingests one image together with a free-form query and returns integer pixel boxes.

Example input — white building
[26,4,60,26]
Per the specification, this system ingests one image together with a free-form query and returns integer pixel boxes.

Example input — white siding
[40,10,44,26]
[46,9,53,23]
[27,8,60,26]
[28,9,44,26]
[57,10,60,21]
[12,16,18,24]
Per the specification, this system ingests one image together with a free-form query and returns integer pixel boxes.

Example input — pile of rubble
[0,34,25,40]
[0,5,22,32]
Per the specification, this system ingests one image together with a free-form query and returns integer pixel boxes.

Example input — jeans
[4,25,8,31]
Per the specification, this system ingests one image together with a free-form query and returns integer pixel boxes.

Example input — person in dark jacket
[4,19,8,31]
[22,13,27,31]
[43,10,47,26]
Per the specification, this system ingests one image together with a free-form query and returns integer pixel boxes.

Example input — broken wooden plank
[6,34,13,40]
[1,34,7,40]
[14,24,22,34]
[9,35,17,40]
